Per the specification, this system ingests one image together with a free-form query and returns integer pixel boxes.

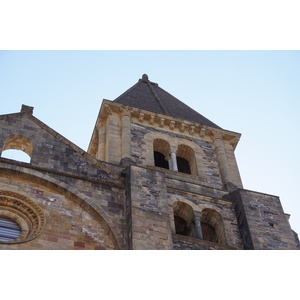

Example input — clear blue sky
[1,50,299,236]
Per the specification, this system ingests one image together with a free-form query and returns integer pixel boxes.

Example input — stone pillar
[194,212,203,239]
[105,113,121,163]
[121,112,132,164]
[168,155,173,171]
[97,120,106,161]
[170,152,178,172]
[212,132,231,188]
[105,114,112,162]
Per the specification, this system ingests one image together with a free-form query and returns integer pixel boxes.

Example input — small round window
[0,216,22,242]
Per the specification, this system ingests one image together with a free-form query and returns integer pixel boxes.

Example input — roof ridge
[142,74,171,116]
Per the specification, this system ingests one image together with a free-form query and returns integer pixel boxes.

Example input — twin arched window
[173,201,226,245]
[153,139,196,175]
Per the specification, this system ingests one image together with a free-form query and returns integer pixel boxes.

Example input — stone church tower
[0,75,298,250]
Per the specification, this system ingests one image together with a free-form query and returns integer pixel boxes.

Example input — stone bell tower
[2,74,297,250]
[88,74,299,250]
[89,74,242,187]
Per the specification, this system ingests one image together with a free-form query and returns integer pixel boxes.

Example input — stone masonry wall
[229,189,299,250]
[128,165,173,249]
[166,175,243,249]
[0,112,126,249]
[0,178,115,250]
[0,113,114,184]
[172,234,237,250]
[130,122,223,187]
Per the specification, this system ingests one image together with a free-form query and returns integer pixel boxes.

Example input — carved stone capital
[120,110,131,118]
[194,211,202,220]
[211,130,223,141]
[170,145,178,154]
[104,104,113,115]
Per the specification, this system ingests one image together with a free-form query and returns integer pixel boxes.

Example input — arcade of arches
[173,201,226,245]
[153,139,197,176]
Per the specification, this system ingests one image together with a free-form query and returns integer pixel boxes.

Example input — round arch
[153,138,171,169]
[176,144,197,175]
[173,201,195,237]
[168,195,227,245]
[0,166,123,249]
[143,132,175,166]
[201,208,226,245]
[2,134,33,156]
[142,131,207,179]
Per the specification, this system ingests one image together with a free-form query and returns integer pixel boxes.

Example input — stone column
[97,120,106,161]
[194,212,203,239]
[168,155,173,171]
[170,152,178,172]
[212,132,231,188]
[120,112,132,166]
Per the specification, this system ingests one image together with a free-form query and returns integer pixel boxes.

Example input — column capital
[194,211,202,220]
[170,145,178,154]
[120,110,132,118]
[104,104,113,115]
[211,130,224,141]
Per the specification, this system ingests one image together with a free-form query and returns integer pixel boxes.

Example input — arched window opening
[176,157,191,174]
[173,202,197,238]
[153,139,170,170]
[154,151,169,169]
[1,134,33,163]
[1,149,31,163]
[0,216,22,242]
[174,216,191,236]
[176,144,197,176]
[201,208,226,244]
[201,222,218,243]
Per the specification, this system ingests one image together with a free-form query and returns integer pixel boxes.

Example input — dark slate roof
[113,74,221,129]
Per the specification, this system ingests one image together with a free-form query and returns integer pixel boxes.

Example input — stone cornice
[97,100,241,150]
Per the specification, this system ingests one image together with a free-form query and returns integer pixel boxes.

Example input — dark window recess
[154,151,169,169]
[0,216,22,242]
[174,216,191,236]
[176,157,191,174]
[174,216,197,238]
[201,222,218,243]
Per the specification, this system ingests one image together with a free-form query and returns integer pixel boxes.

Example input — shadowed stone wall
[229,189,299,250]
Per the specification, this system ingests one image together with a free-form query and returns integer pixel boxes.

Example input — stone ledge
[172,233,237,250]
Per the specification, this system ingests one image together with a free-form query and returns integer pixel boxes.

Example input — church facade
[0,75,298,250]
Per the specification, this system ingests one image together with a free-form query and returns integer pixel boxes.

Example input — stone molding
[97,100,241,149]
[0,190,45,244]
